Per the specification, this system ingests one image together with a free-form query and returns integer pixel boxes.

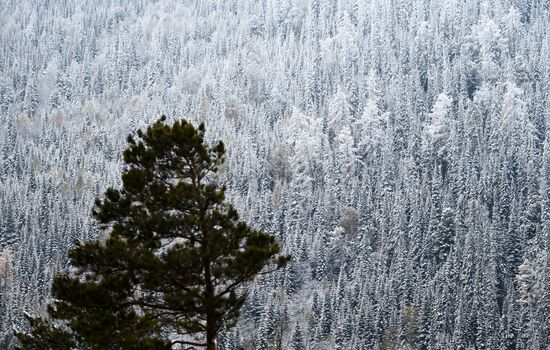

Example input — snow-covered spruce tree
[290,321,305,350]
[16,117,289,350]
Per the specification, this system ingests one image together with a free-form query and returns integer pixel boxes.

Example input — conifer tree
[16,117,289,350]
[290,321,305,350]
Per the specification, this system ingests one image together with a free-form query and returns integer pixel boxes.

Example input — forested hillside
[1,0,549,349]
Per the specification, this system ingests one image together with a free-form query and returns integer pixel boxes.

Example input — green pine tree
[16,116,290,350]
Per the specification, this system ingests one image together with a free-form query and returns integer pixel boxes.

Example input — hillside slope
[1,0,549,348]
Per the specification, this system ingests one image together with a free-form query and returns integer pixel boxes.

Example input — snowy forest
[1,0,550,349]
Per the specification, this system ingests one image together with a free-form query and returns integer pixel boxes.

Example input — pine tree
[23,79,40,116]
[290,321,305,350]
[432,207,456,266]
[320,293,333,338]
[256,298,277,350]
[16,117,289,350]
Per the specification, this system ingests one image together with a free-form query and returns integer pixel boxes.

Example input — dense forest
[1,0,549,349]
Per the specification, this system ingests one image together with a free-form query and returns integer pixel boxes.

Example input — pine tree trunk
[205,272,218,350]
[206,335,217,350]
[205,245,217,350]
[205,296,218,350]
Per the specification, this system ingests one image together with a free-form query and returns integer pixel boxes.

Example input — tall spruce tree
[16,117,290,350]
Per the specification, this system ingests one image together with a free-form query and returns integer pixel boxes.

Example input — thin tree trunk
[204,240,217,350]
[206,336,217,350]
[205,282,217,350]
[201,169,217,350]
[205,258,217,350]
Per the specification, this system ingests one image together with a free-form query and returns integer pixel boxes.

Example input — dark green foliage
[16,314,77,350]
[16,117,289,349]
